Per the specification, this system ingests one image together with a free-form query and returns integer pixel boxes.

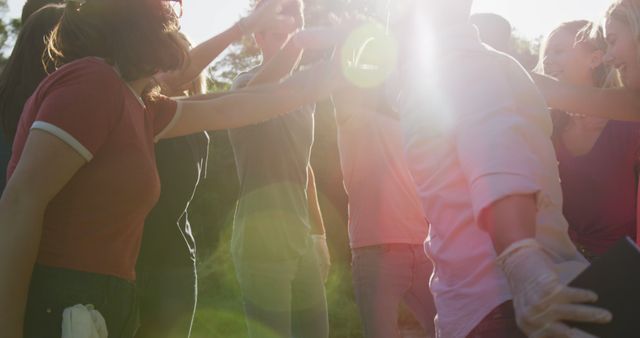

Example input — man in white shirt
[399,1,612,337]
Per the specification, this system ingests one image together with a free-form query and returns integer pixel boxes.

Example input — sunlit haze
[5,0,613,44]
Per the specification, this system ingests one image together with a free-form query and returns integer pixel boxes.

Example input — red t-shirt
[7,57,180,281]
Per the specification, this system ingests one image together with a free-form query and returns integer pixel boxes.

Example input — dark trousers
[467,301,527,338]
[24,265,138,338]
[135,262,197,338]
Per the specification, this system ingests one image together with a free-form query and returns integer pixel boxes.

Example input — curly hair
[46,0,189,81]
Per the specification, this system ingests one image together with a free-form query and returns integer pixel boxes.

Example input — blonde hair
[536,20,616,88]
[607,0,640,63]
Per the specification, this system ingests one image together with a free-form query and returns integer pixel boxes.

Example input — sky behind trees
[5,0,613,45]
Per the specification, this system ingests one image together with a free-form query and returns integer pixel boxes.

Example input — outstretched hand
[498,239,612,338]
[240,0,299,35]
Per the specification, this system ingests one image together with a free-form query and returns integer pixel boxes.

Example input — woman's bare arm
[161,26,355,138]
[532,72,640,121]
[154,24,243,92]
[164,60,343,136]
[155,0,298,92]
[0,130,85,337]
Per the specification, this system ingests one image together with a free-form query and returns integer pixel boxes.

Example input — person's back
[401,22,588,337]
[228,68,315,261]
[334,89,436,337]
[226,2,329,337]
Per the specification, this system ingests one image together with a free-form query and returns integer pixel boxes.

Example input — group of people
[0,0,640,338]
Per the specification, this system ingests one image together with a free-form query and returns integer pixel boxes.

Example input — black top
[137,132,209,270]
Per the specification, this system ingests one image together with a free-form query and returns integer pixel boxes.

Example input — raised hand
[239,0,299,35]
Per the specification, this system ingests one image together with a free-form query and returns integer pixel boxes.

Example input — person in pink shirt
[333,83,436,337]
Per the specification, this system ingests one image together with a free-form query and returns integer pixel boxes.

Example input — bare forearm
[179,91,229,101]
[482,194,537,255]
[0,196,45,337]
[247,39,303,87]
[307,167,325,235]
[533,73,640,121]
[157,23,243,91]
[165,61,342,136]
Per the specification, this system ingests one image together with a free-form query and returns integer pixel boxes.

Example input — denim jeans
[466,301,526,338]
[352,244,437,338]
[24,264,138,338]
[233,242,328,338]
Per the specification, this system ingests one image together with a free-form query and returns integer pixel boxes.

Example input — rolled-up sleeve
[453,55,544,225]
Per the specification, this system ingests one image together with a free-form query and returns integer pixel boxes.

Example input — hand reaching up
[239,0,299,35]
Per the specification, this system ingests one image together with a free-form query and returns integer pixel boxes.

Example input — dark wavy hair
[46,0,189,82]
[0,4,64,143]
[21,0,64,22]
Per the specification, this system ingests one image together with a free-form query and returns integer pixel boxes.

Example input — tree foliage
[0,0,21,67]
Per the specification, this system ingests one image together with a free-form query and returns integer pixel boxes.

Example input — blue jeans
[352,244,436,338]
[233,243,328,338]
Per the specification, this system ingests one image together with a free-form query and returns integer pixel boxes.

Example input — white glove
[312,234,331,283]
[62,304,108,338]
[239,0,299,35]
[497,239,612,338]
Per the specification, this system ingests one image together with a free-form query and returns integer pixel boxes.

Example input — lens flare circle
[340,22,398,89]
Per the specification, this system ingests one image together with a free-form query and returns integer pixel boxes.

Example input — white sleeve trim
[31,121,93,162]
[154,100,183,143]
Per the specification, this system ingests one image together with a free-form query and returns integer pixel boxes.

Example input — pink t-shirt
[8,57,180,281]
[337,109,428,248]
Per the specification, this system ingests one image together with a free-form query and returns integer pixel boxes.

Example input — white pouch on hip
[61,304,108,338]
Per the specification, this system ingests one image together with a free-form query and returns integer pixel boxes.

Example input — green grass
[190,228,364,338]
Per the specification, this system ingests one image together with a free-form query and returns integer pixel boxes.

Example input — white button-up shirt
[400,25,588,338]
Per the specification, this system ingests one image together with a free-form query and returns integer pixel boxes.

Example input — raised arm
[163,59,343,137]
[532,72,640,121]
[246,24,360,88]
[155,0,299,92]
[159,26,358,138]
[0,130,85,337]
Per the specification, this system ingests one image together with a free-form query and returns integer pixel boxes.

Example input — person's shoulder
[466,45,537,93]
[57,57,120,79]
[43,57,123,92]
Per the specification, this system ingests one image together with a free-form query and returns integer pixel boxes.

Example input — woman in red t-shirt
[532,0,640,247]
[0,0,349,336]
